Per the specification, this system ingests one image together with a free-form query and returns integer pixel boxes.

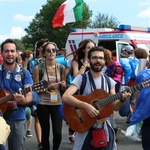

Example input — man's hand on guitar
[120,91,131,103]
[84,103,99,118]
[14,93,27,105]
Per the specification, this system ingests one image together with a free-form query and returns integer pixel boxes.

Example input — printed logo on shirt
[14,74,21,82]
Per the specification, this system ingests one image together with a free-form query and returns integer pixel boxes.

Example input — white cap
[123,45,134,52]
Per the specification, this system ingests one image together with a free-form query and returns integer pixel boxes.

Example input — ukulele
[0,80,48,114]
[64,78,150,132]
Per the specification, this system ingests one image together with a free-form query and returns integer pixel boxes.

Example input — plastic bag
[125,122,143,140]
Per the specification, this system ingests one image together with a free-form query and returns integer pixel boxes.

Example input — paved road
[25,112,143,150]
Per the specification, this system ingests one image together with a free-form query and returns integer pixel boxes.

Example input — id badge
[50,91,58,102]
[6,73,10,79]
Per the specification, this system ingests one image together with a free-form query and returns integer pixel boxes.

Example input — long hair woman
[67,39,96,78]
[33,42,66,150]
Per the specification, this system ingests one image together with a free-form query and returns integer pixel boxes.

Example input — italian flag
[52,0,84,28]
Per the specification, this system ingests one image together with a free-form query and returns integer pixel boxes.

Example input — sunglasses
[45,48,56,53]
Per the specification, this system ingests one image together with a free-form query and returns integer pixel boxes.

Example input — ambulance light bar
[72,28,114,32]
[119,24,150,32]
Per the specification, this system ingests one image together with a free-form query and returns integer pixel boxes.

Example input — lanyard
[0,63,17,90]
[45,62,58,83]
[88,71,104,92]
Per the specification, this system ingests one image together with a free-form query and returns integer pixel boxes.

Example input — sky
[0,0,150,44]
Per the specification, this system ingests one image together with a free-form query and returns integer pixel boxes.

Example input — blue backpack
[55,55,67,67]
[28,58,45,75]
[20,67,40,108]
[55,55,73,88]
[129,57,138,79]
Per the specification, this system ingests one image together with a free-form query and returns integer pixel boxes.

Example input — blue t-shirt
[0,64,33,120]
[130,69,150,125]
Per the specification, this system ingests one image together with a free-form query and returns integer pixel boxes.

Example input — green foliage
[13,39,26,51]
[22,0,92,49]
[90,13,120,28]
[21,1,120,50]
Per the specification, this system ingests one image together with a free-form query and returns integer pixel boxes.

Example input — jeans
[5,120,26,150]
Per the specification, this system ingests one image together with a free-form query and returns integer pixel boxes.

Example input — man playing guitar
[0,39,33,150]
[63,47,131,150]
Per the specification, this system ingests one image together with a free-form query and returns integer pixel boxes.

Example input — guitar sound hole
[92,101,99,109]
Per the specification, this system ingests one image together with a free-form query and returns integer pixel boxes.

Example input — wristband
[81,65,86,70]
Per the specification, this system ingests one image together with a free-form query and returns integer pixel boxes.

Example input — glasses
[45,48,56,53]
[91,56,104,60]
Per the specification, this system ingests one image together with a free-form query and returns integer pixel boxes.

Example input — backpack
[105,61,123,78]
[38,62,63,81]
[27,57,45,75]
[129,57,139,79]
[66,72,74,88]
[20,67,40,108]
[55,55,73,88]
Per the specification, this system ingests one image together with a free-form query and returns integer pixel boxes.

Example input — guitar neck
[93,82,144,109]
[0,86,33,105]
[0,80,48,105]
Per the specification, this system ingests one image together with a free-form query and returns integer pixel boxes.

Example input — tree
[22,0,92,50]
[13,39,26,51]
[90,13,120,29]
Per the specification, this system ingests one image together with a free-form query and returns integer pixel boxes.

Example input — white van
[65,24,150,61]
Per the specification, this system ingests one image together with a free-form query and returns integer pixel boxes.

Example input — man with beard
[62,47,131,150]
[0,39,33,150]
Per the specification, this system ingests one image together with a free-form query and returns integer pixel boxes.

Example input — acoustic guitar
[64,78,150,132]
[0,80,48,114]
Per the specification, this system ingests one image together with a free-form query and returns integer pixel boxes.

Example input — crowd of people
[0,38,150,150]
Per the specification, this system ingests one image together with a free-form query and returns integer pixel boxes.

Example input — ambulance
[65,24,150,61]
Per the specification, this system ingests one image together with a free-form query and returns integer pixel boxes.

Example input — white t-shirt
[72,71,117,150]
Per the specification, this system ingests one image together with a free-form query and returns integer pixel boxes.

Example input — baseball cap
[123,45,134,52]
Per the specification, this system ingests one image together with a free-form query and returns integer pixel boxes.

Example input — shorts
[31,107,38,117]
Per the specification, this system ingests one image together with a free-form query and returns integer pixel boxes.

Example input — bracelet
[81,65,86,70]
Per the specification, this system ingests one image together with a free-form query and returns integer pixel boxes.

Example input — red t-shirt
[0,56,3,64]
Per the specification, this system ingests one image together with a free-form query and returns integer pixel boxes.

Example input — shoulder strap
[80,73,111,95]
[20,67,25,85]
[57,63,63,81]
[104,74,111,94]
[38,63,45,81]
[57,63,64,96]
[80,73,87,95]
